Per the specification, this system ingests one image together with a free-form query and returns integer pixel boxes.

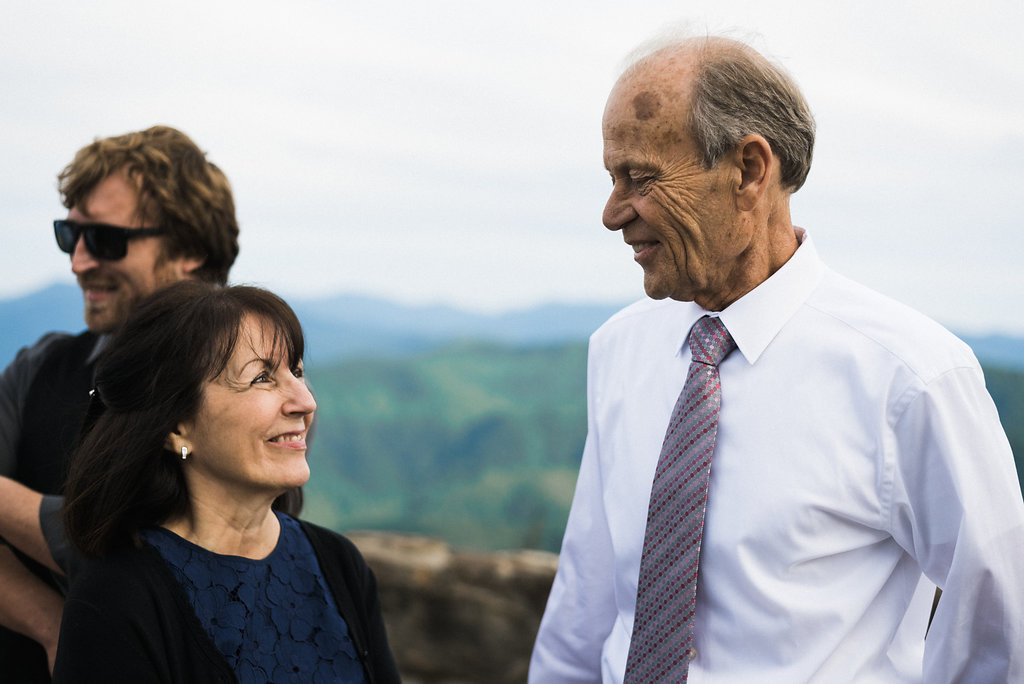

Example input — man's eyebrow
[607,157,657,176]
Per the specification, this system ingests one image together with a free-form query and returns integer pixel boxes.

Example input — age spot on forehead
[632,91,661,121]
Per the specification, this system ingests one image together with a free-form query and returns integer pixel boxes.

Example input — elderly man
[0,126,239,682]
[529,35,1024,683]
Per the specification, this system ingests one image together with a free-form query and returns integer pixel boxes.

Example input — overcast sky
[2,0,1021,335]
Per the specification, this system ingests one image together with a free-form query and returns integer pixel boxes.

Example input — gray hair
[625,34,816,192]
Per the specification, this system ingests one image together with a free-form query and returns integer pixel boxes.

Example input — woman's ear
[164,424,192,456]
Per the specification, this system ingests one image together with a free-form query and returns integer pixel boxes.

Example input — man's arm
[0,546,63,673]
[0,334,66,573]
[0,334,67,476]
[0,476,59,573]
[530,339,620,682]
[529,426,619,683]
[0,334,75,673]
[0,477,63,674]
[889,367,1024,682]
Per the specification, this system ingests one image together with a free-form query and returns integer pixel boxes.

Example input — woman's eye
[251,372,271,384]
[292,366,305,379]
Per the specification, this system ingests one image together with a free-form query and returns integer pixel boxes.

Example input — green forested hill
[304,342,589,552]
[303,343,1024,552]
[986,366,1024,473]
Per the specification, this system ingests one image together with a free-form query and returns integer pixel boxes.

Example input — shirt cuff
[39,494,75,588]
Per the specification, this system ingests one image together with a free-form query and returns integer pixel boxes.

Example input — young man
[0,126,239,682]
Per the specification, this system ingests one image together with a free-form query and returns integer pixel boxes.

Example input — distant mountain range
[0,283,624,365]
[3,282,1024,371]
[2,283,1021,552]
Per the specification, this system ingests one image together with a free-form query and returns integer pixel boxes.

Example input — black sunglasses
[54,220,165,261]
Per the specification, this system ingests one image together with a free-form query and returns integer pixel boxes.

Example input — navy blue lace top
[141,513,367,683]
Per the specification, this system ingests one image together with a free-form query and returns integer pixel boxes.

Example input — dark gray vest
[1,330,97,684]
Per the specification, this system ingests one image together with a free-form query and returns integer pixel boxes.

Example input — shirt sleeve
[0,333,69,478]
[529,345,618,683]
[886,365,1024,683]
[40,494,79,584]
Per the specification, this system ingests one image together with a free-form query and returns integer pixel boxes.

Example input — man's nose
[70,235,99,274]
[602,183,636,232]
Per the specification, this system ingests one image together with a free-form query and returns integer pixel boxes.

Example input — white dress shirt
[529,233,1024,683]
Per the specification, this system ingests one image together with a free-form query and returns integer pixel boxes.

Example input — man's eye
[630,175,655,194]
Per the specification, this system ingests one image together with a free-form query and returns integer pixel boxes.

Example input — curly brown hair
[58,126,239,284]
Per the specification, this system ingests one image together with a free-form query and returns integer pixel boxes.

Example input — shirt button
[686,647,698,661]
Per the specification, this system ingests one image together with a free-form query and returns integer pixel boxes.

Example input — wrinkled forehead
[602,76,696,165]
[603,84,665,127]
[603,53,697,134]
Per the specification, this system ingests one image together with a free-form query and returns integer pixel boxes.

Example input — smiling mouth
[632,242,657,254]
[79,277,119,298]
[269,433,305,444]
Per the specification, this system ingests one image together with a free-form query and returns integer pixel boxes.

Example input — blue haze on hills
[0,283,624,364]
[3,283,1022,550]
[2,283,1024,370]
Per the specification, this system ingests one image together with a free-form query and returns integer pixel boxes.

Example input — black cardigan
[52,520,400,683]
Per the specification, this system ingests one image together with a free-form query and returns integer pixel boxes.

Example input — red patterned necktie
[624,315,737,682]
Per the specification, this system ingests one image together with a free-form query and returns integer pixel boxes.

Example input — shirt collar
[86,334,109,364]
[717,228,824,364]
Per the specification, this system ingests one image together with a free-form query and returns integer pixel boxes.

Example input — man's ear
[733,134,774,211]
[176,255,206,280]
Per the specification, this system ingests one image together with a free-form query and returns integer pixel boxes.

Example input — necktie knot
[688,316,736,367]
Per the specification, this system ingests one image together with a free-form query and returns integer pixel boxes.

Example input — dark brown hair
[63,282,305,557]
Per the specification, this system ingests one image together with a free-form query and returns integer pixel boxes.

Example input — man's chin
[83,307,125,334]
[642,275,672,301]
[84,318,116,335]
[642,269,702,304]
[81,286,138,333]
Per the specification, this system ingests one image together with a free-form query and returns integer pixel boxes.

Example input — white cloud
[1,0,1022,333]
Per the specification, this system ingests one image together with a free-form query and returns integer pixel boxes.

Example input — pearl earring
[181,446,188,461]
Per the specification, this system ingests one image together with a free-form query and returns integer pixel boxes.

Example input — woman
[52,281,399,683]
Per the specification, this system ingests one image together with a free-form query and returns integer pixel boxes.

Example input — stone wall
[347,532,558,683]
